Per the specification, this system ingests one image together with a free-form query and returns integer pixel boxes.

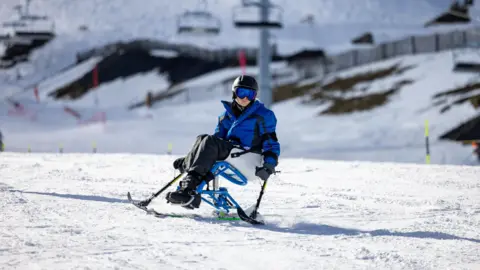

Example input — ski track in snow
[0,153,479,269]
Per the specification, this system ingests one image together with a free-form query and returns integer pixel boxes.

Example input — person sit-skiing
[166,75,281,209]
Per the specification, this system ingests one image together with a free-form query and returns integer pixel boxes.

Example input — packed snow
[0,153,478,269]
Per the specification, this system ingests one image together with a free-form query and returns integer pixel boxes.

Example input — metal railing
[328,27,480,72]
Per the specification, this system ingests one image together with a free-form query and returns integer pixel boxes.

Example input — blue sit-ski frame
[177,161,249,214]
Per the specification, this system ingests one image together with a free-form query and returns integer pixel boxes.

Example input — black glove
[173,157,185,173]
[255,163,275,181]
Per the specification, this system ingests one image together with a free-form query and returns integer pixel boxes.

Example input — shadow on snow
[8,188,479,244]
[10,189,129,204]
[249,221,480,244]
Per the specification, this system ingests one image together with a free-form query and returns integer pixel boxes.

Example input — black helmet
[232,75,258,92]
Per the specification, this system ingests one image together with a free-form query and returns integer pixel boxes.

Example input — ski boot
[166,171,202,209]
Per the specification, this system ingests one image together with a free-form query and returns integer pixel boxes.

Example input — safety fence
[329,27,480,72]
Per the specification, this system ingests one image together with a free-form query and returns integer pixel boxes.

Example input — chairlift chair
[3,20,55,41]
[20,14,49,21]
[176,0,221,36]
[177,10,221,35]
[3,0,55,40]
[233,1,283,29]
[2,21,28,28]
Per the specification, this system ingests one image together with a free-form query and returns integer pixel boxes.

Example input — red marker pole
[33,85,39,103]
[93,64,99,87]
[93,64,99,106]
[238,49,246,75]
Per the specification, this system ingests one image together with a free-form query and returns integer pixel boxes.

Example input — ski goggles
[235,87,256,101]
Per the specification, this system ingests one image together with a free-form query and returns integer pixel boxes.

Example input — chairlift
[176,10,221,35]
[2,19,55,41]
[452,41,480,73]
[1,0,55,42]
[2,21,28,28]
[20,14,49,21]
[176,0,221,36]
[10,0,50,24]
[233,1,283,29]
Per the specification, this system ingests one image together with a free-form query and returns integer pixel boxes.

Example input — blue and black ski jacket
[214,100,280,167]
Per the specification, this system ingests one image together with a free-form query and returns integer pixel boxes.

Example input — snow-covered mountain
[1,49,479,165]
[0,0,477,55]
[2,0,479,96]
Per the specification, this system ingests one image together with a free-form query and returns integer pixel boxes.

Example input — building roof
[424,1,472,27]
[352,32,374,45]
[439,113,480,142]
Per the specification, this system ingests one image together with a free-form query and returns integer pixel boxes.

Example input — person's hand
[173,157,185,173]
[255,163,275,181]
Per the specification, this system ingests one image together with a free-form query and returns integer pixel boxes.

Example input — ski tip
[250,219,265,225]
[236,207,265,225]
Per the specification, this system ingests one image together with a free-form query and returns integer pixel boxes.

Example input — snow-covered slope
[1,0,477,74]
[1,50,479,164]
[1,0,479,99]
[1,153,479,269]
